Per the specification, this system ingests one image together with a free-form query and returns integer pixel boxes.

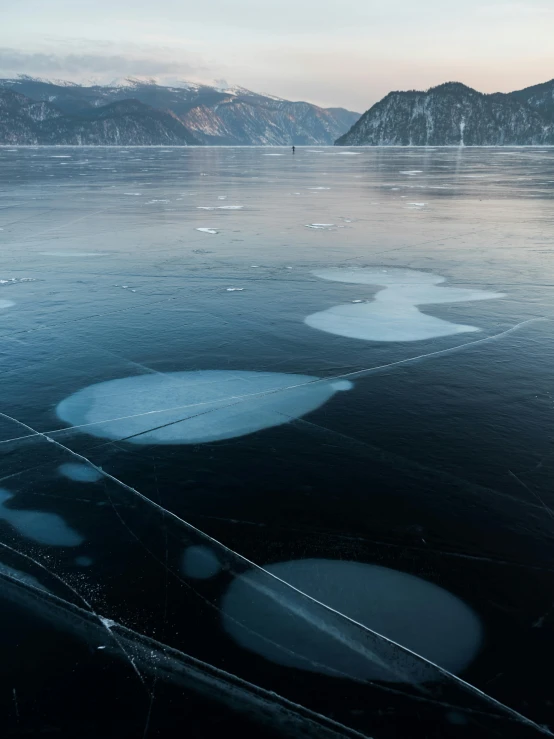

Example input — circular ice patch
[56,370,353,445]
[221,559,482,682]
[59,463,103,483]
[182,545,222,579]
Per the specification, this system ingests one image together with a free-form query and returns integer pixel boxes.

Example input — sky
[1,0,553,112]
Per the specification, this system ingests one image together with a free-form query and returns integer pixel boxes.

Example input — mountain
[0,89,200,145]
[336,80,554,146]
[0,77,360,145]
[508,79,554,121]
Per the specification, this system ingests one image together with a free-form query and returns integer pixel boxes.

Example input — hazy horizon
[2,0,554,111]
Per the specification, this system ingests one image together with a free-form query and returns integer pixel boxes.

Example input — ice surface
[40,251,105,257]
[222,559,483,681]
[305,268,504,341]
[55,370,353,444]
[196,227,218,234]
[0,299,14,310]
[0,561,48,591]
[2,146,554,738]
[0,488,84,546]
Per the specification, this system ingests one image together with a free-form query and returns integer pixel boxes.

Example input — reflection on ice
[59,463,103,483]
[56,370,353,444]
[0,299,14,310]
[222,559,483,682]
[0,488,84,547]
[182,545,222,579]
[305,268,504,341]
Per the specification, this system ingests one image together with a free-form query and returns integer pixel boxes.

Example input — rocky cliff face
[336,81,554,146]
[0,90,200,145]
[0,77,360,146]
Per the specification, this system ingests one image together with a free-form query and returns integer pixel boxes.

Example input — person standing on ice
[292,145,295,154]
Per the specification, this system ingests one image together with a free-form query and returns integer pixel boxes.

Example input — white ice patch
[221,559,482,682]
[196,228,218,234]
[0,488,84,547]
[0,278,36,284]
[305,224,335,230]
[306,187,331,190]
[400,170,423,175]
[226,287,244,292]
[182,545,222,579]
[56,370,353,445]
[59,463,103,483]
[304,268,504,342]
[197,206,243,210]
[0,299,14,310]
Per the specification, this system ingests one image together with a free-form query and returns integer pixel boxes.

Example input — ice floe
[56,370,353,445]
[0,488,84,547]
[221,558,483,682]
[304,267,504,341]
[196,228,218,234]
[305,223,335,230]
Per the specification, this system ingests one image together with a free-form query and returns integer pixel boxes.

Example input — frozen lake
[1,145,554,738]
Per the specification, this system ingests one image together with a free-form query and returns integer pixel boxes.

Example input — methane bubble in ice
[56,370,353,445]
[0,488,84,547]
[59,463,103,483]
[182,545,222,579]
[221,559,483,682]
[305,268,504,342]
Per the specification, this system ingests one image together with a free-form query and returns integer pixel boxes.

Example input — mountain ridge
[336,79,554,146]
[0,76,360,146]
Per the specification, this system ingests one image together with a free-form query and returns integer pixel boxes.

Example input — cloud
[0,48,208,82]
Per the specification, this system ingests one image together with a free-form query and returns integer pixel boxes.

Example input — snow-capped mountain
[0,89,200,145]
[336,80,554,146]
[0,77,359,146]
